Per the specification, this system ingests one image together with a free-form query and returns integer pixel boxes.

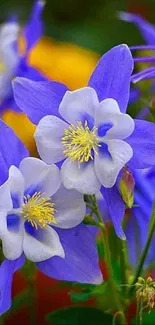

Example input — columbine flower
[13,44,155,238]
[0,156,86,262]
[35,90,134,192]
[0,0,45,113]
[119,11,155,83]
[0,119,102,285]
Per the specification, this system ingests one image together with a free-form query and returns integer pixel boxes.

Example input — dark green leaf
[70,290,92,303]
[3,290,30,318]
[132,310,155,325]
[46,306,113,325]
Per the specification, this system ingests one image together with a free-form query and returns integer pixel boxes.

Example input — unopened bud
[119,167,135,208]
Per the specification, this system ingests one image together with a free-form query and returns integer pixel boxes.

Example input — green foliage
[3,290,30,319]
[132,310,155,325]
[46,306,114,325]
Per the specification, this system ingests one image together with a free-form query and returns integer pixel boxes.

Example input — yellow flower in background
[2,110,38,156]
[28,37,100,90]
[3,37,99,156]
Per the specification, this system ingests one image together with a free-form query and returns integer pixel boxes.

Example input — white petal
[0,212,24,260]
[35,115,68,164]
[94,140,133,188]
[59,87,99,124]
[9,166,25,206]
[95,98,134,139]
[23,226,65,262]
[0,181,12,211]
[19,157,61,197]
[61,158,101,194]
[53,185,86,229]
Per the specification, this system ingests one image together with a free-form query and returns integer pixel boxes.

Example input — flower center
[21,192,56,229]
[62,121,100,163]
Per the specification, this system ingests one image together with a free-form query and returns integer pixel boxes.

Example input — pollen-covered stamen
[62,120,100,164]
[21,192,56,229]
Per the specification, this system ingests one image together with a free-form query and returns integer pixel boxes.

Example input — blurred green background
[0,0,155,54]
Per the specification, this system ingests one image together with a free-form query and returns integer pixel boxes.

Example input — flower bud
[119,167,135,208]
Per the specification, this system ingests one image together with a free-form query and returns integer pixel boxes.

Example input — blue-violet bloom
[0,119,102,285]
[0,0,45,113]
[0,156,86,262]
[13,44,155,239]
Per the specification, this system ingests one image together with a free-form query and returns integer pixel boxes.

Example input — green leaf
[132,310,155,325]
[70,290,92,303]
[46,306,113,325]
[96,282,119,312]
[3,290,30,319]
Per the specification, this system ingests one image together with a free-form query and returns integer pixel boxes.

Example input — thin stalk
[120,240,128,288]
[91,195,127,324]
[128,202,155,297]
[113,311,128,325]
[136,301,143,325]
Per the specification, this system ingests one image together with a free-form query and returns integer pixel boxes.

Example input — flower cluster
[1,3,155,321]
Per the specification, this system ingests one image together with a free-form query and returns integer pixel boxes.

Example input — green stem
[27,275,36,325]
[120,240,128,287]
[113,311,128,325]
[86,202,96,212]
[91,196,127,324]
[128,202,155,297]
[136,301,142,325]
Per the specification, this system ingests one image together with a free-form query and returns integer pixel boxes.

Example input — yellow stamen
[62,121,100,164]
[21,192,56,229]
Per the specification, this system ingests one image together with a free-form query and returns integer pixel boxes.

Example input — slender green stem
[27,272,36,325]
[136,301,142,325]
[113,311,128,325]
[128,202,155,297]
[86,202,96,212]
[91,195,127,324]
[120,240,128,288]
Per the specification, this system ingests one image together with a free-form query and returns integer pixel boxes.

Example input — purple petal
[0,120,29,185]
[37,224,103,284]
[136,107,149,119]
[17,57,46,81]
[134,56,155,63]
[131,67,155,83]
[24,0,45,53]
[88,44,133,113]
[129,88,140,104]
[12,78,68,124]
[0,60,46,114]
[0,96,21,113]
[100,185,126,239]
[0,254,25,315]
[126,119,155,169]
[125,208,148,266]
[119,11,155,45]
[130,45,155,50]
